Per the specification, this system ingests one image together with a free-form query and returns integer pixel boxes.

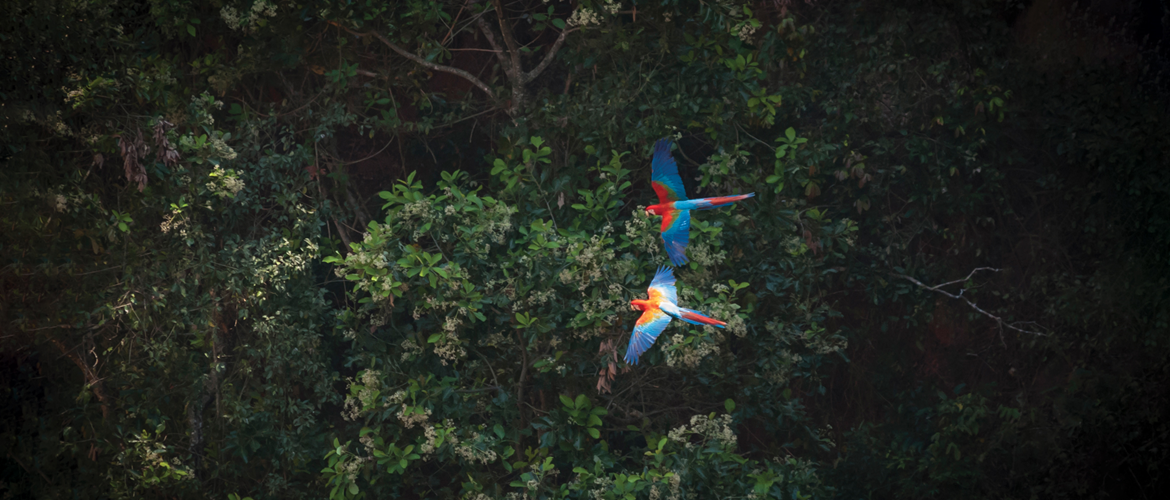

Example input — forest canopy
[2,1,1168,499]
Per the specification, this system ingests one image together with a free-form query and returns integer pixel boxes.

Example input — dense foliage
[3,0,1167,499]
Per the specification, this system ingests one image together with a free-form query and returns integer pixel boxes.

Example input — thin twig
[441,0,470,45]
[7,452,51,483]
[17,324,73,332]
[340,24,495,98]
[455,385,502,393]
[894,268,1048,340]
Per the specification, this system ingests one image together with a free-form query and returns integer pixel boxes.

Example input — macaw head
[645,205,663,216]
[629,298,651,311]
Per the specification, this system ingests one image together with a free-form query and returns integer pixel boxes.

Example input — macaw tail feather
[677,308,727,327]
[692,193,755,210]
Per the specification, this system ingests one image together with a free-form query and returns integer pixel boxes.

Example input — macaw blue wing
[648,266,678,305]
[651,139,688,203]
[660,209,691,266]
[625,308,672,365]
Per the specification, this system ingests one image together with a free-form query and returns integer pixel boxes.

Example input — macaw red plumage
[625,266,727,365]
[646,139,755,266]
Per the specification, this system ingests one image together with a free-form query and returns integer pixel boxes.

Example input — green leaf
[588,428,600,439]
[725,399,736,412]
[347,483,359,495]
[187,24,196,37]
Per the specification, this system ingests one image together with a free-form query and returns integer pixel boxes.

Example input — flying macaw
[647,139,755,266]
[625,266,727,365]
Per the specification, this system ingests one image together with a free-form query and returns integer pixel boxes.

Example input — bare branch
[353,27,495,98]
[50,338,110,418]
[475,16,512,71]
[441,0,473,45]
[912,267,1000,295]
[490,0,523,75]
[523,29,569,84]
[895,268,1048,338]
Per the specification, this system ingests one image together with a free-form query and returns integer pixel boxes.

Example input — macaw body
[647,138,755,266]
[625,266,727,365]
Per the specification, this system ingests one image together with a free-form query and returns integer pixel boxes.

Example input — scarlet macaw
[625,266,727,365]
[647,139,755,266]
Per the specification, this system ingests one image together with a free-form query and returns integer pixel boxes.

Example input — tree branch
[523,29,569,84]
[351,26,495,98]
[894,268,1048,339]
[51,338,110,418]
[490,0,523,76]
[475,16,512,72]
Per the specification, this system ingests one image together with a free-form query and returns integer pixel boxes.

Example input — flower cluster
[35,186,98,216]
[220,0,278,32]
[563,226,616,290]
[51,194,67,212]
[667,473,682,500]
[625,207,662,256]
[568,7,600,27]
[205,166,245,198]
[668,413,737,449]
[736,21,760,43]
[434,317,468,365]
[663,333,721,368]
[397,406,432,429]
[399,339,423,361]
[454,431,499,464]
[686,241,727,268]
[341,370,381,421]
[385,390,407,407]
[419,422,447,455]
[335,451,367,481]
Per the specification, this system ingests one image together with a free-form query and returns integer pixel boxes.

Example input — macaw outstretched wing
[647,266,678,305]
[625,308,672,365]
[660,209,691,266]
[651,139,688,203]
